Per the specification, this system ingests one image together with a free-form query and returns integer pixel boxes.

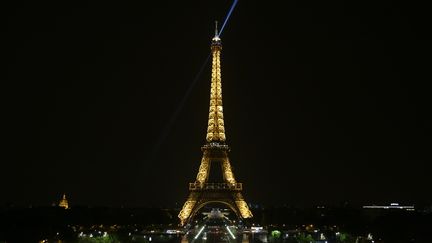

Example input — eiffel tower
[178,24,253,226]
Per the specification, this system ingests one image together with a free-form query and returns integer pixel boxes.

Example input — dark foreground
[0,205,431,243]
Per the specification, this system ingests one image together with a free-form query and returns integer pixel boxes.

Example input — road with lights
[184,225,241,243]
[181,209,247,243]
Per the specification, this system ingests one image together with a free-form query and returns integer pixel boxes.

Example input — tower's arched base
[179,188,252,226]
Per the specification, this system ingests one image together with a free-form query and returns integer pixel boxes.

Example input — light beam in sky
[219,0,239,36]
[151,0,240,155]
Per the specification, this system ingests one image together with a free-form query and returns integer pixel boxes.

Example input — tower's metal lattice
[178,27,253,226]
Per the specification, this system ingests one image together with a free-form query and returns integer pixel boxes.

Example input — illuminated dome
[58,193,69,209]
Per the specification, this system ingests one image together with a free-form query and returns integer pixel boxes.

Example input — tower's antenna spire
[215,21,219,37]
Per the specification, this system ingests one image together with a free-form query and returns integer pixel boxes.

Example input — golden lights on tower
[178,23,253,226]
[206,31,226,143]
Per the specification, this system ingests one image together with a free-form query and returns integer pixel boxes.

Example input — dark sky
[4,1,431,208]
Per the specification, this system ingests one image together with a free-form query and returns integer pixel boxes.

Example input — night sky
[4,1,430,208]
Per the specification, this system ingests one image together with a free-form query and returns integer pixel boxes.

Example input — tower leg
[178,192,199,226]
[234,192,253,218]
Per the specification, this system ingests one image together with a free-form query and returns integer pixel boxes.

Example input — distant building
[58,193,69,209]
[363,202,414,211]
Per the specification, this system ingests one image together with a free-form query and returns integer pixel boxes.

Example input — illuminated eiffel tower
[178,24,253,225]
